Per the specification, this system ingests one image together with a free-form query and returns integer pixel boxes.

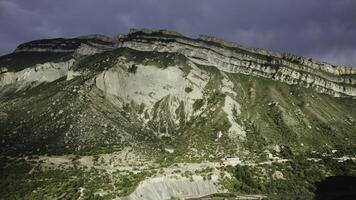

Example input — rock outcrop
[0,59,74,89]
[95,62,208,135]
[1,28,355,98]
[115,29,356,98]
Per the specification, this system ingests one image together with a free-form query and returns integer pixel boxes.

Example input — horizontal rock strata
[2,28,356,97]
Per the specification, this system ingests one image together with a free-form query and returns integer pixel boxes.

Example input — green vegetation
[184,87,193,93]
[225,72,356,160]
[114,171,154,196]
[127,64,137,73]
[266,105,296,143]
[222,157,356,198]
[0,159,154,199]
[0,73,161,156]
[192,99,204,111]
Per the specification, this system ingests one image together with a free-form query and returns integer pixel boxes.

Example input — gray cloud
[0,0,355,66]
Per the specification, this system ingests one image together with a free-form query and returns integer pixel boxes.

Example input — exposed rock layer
[0,59,74,88]
[116,29,356,97]
[2,28,356,97]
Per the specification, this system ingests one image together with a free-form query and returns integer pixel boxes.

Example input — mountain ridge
[13,28,356,69]
[2,28,355,98]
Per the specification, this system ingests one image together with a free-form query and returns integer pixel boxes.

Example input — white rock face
[95,63,208,123]
[96,65,188,106]
[0,59,74,88]
[223,95,246,138]
[0,72,16,86]
[220,73,237,96]
[66,70,82,80]
[119,174,221,200]
[74,44,103,57]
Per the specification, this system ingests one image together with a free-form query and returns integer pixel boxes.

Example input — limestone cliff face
[3,28,356,98]
[94,60,209,136]
[115,29,356,98]
[0,59,75,89]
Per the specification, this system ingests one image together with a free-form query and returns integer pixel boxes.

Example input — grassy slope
[227,73,356,156]
[0,74,162,156]
[1,48,355,158]
[161,64,356,163]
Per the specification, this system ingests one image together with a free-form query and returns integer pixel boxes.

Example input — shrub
[128,64,137,73]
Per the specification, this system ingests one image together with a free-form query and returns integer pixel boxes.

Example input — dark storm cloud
[1,0,356,66]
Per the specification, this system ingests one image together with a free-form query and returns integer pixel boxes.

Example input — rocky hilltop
[15,34,115,53]
[0,29,355,199]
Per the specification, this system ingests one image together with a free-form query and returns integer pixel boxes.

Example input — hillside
[0,29,355,199]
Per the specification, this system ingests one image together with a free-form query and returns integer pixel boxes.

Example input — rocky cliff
[2,29,355,98]
[116,29,356,97]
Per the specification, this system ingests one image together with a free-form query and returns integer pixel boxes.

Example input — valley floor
[1,150,355,200]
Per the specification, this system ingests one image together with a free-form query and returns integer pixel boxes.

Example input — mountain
[0,29,355,199]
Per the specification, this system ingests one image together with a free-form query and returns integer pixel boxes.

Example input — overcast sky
[1,0,356,66]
